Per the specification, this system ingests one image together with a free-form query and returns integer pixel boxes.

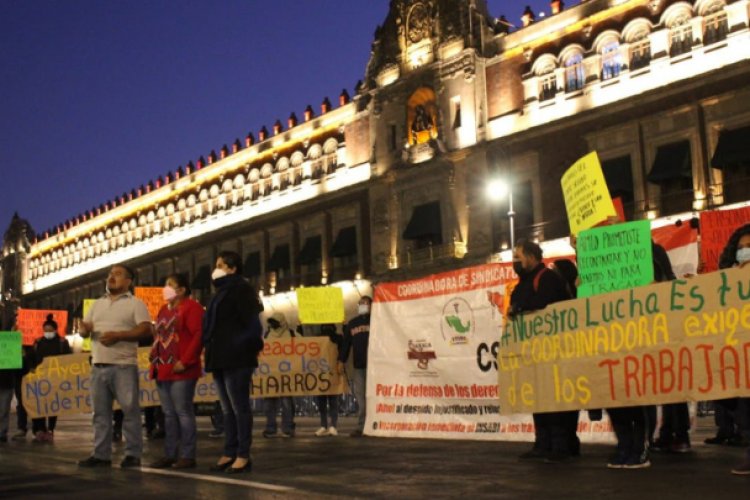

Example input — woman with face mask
[202,251,264,474]
[30,315,72,442]
[148,273,204,469]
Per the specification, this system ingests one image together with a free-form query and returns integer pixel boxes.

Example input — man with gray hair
[77,264,152,468]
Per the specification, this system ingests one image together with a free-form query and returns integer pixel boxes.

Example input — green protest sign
[0,331,22,369]
[577,220,653,298]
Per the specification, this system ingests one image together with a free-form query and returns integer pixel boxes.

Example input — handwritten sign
[497,266,750,415]
[81,299,97,352]
[23,338,347,418]
[17,309,68,346]
[296,287,345,324]
[561,151,616,235]
[577,220,654,298]
[0,332,22,369]
[134,287,165,320]
[700,206,750,273]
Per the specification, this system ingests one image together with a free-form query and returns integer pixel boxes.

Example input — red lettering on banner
[745,343,750,388]
[678,347,694,391]
[642,354,657,397]
[624,356,641,398]
[720,345,740,390]
[659,349,675,393]
[598,358,620,400]
[696,344,713,393]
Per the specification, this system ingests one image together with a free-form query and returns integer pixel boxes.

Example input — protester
[148,273,204,469]
[30,314,72,442]
[77,264,153,468]
[203,251,264,474]
[0,332,15,443]
[262,312,296,438]
[717,223,750,475]
[510,239,575,463]
[314,324,341,437]
[339,296,372,438]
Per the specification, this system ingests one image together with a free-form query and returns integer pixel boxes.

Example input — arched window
[702,2,728,45]
[563,52,584,92]
[532,54,557,101]
[601,40,623,80]
[663,4,694,57]
[624,22,651,71]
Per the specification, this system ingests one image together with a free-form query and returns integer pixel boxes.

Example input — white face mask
[211,268,227,281]
[358,304,370,315]
[162,286,177,302]
[43,331,56,340]
[737,247,750,264]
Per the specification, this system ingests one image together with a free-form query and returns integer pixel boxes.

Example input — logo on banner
[407,339,437,376]
[441,297,474,345]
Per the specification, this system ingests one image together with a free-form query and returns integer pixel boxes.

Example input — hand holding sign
[561,152,616,235]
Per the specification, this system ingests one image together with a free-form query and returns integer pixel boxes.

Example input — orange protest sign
[17,309,68,346]
[134,287,164,321]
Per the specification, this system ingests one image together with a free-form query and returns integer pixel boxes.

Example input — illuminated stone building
[2,0,750,324]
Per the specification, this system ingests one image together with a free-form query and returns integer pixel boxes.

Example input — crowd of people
[1,224,749,477]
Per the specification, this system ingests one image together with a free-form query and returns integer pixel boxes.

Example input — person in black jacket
[31,314,72,442]
[314,324,342,437]
[203,251,263,474]
[510,239,576,463]
[338,296,372,437]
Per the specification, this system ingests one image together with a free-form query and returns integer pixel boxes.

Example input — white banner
[366,262,615,442]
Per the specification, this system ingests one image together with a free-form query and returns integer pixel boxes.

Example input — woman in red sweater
[148,273,204,469]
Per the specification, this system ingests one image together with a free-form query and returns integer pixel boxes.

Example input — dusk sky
[1,0,554,239]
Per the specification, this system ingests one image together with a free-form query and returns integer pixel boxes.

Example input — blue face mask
[737,247,750,265]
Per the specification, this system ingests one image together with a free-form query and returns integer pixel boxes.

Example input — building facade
[2,0,750,326]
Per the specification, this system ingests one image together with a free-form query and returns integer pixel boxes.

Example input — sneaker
[208,429,224,439]
[671,441,691,454]
[148,457,176,469]
[46,431,54,442]
[280,431,294,438]
[607,452,628,469]
[33,431,47,443]
[78,456,112,468]
[262,430,277,438]
[120,456,141,468]
[623,454,651,469]
[349,429,364,438]
[172,458,197,469]
[650,439,671,453]
[544,452,570,464]
[314,427,329,437]
[328,426,338,436]
[518,449,547,461]
[11,430,27,441]
[731,461,750,475]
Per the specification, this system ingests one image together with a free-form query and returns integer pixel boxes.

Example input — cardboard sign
[22,338,347,418]
[0,331,22,369]
[17,309,68,346]
[134,287,165,321]
[700,206,750,273]
[296,287,345,324]
[497,266,750,415]
[577,220,654,298]
[561,151,617,235]
[82,299,96,320]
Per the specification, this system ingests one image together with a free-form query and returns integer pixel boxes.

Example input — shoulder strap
[533,267,549,293]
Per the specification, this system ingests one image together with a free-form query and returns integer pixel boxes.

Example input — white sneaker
[327,426,338,436]
[314,427,329,437]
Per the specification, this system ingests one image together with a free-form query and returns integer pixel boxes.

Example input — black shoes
[120,456,141,468]
[78,456,112,468]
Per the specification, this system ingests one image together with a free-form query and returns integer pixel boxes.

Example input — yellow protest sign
[134,287,164,320]
[296,286,345,324]
[81,299,96,352]
[560,151,616,235]
[497,267,750,415]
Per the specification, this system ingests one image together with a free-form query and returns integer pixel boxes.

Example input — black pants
[609,406,648,458]
[14,375,27,432]
[533,411,579,455]
[32,417,57,433]
[656,402,690,444]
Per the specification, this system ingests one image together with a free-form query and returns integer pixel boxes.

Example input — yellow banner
[81,299,96,352]
[561,151,616,235]
[497,267,750,415]
[296,286,345,324]
[22,338,347,418]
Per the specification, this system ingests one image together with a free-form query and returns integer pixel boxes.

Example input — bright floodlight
[486,178,509,202]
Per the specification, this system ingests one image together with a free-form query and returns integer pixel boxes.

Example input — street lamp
[486,178,515,249]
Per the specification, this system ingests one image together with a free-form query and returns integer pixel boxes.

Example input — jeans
[214,367,252,459]
[157,379,198,459]
[317,395,339,428]
[352,368,367,432]
[91,364,142,460]
[0,387,13,438]
[14,375,27,432]
[264,397,295,434]
[32,417,58,433]
[609,406,648,459]
[657,402,690,444]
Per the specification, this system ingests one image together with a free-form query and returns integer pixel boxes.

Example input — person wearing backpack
[262,312,296,438]
[31,314,72,442]
[509,239,574,463]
